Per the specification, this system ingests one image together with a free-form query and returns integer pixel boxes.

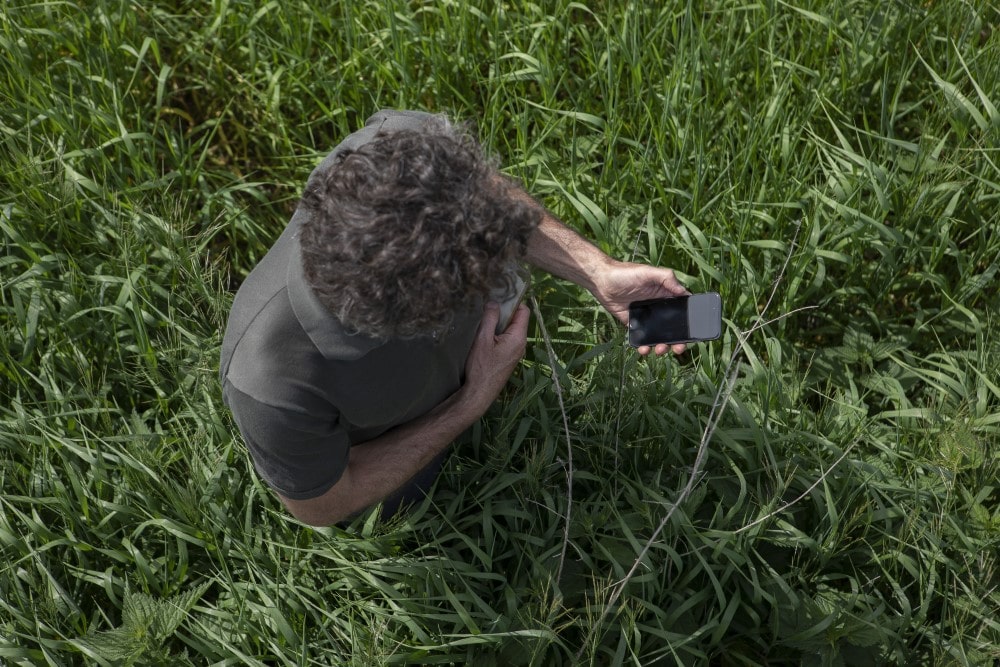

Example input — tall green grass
[2,0,998,664]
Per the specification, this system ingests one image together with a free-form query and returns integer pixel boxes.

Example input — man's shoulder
[219,250,377,417]
[218,218,299,383]
[221,282,323,405]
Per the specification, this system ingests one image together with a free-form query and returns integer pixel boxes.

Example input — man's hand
[277,304,529,527]
[459,302,530,410]
[591,260,690,357]
[515,184,690,357]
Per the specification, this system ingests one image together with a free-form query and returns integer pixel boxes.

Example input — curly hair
[298,116,541,340]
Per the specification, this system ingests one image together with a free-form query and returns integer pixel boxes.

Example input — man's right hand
[460,301,530,410]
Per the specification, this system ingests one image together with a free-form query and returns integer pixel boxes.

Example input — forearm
[280,301,530,526]
[279,388,485,526]
[508,184,614,293]
[509,179,689,338]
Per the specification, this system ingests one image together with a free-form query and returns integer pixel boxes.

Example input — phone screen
[629,298,688,345]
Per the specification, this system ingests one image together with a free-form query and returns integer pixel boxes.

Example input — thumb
[477,302,501,337]
[500,303,530,337]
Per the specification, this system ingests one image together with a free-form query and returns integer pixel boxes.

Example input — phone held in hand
[492,267,530,335]
[628,292,722,347]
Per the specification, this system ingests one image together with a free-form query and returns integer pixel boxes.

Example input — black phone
[628,292,722,347]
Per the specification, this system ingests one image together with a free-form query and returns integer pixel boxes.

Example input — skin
[520,193,690,357]
[279,302,528,526]
[279,184,688,526]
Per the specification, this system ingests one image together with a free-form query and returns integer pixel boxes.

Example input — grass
[2,0,999,664]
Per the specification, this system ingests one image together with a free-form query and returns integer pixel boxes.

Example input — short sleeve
[222,381,350,500]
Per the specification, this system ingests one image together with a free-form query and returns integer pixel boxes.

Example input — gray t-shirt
[219,110,481,500]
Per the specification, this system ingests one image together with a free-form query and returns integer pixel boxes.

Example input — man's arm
[278,302,529,526]
[510,185,690,356]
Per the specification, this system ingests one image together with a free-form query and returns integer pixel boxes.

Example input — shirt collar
[285,214,383,361]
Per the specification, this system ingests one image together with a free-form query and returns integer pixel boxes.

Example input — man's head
[299,115,541,340]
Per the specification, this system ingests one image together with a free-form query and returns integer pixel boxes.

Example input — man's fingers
[637,342,686,357]
[502,303,530,335]
[657,269,685,292]
[475,302,502,342]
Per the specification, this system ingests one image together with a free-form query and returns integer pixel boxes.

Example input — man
[220,110,687,527]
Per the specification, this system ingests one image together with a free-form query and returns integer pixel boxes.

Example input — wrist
[452,383,495,419]
[587,256,624,301]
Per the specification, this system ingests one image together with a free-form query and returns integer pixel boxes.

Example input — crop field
[2,0,999,664]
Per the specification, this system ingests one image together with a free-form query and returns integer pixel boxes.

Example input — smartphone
[628,292,722,347]
[492,268,529,334]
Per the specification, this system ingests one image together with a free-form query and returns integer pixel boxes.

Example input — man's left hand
[592,260,690,357]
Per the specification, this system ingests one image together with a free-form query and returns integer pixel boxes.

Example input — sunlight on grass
[2,0,998,664]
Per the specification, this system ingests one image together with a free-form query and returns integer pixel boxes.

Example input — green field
[2,1,999,664]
